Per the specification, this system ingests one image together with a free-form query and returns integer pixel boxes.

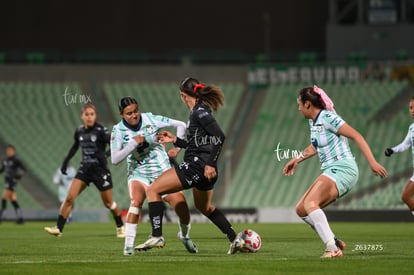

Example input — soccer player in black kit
[0,145,25,224]
[135,77,244,254]
[45,103,124,237]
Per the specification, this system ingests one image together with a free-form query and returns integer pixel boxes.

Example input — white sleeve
[110,126,138,165]
[53,169,61,185]
[169,119,187,140]
[111,140,138,164]
[392,131,412,153]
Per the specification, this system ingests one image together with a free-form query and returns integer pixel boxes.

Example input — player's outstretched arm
[338,123,387,178]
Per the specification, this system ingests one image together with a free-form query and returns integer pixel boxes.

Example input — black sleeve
[62,130,79,167]
[174,137,188,149]
[204,120,225,166]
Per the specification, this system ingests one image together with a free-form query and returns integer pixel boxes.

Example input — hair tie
[193,83,205,93]
[313,85,335,112]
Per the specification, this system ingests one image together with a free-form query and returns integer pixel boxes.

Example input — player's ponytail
[298,87,327,111]
[179,77,224,112]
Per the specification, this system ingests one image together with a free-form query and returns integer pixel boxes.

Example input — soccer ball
[239,229,261,253]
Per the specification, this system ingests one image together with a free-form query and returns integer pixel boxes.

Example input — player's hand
[134,135,145,144]
[384,148,393,157]
[158,131,175,144]
[204,165,217,181]
[167,147,180,158]
[370,161,388,178]
[283,158,300,176]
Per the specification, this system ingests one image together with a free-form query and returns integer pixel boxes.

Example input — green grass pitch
[0,221,413,274]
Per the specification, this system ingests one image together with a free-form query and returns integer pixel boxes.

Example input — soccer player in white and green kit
[283,85,388,258]
[111,97,197,256]
[385,97,414,216]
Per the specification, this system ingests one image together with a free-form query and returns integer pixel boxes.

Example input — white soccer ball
[239,229,261,253]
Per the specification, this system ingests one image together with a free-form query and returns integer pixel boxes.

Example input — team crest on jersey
[91,135,97,142]
[314,124,323,132]
[144,125,156,135]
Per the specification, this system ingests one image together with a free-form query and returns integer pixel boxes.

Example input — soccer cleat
[116,226,125,238]
[44,226,63,237]
[134,236,166,251]
[123,246,134,256]
[16,218,24,225]
[178,232,198,253]
[227,236,245,254]
[335,237,346,250]
[320,249,343,258]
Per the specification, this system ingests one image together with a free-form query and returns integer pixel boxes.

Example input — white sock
[308,209,336,250]
[179,223,191,238]
[124,223,137,248]
[301,215,316,232]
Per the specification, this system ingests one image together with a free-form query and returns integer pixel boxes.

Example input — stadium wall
[3,208,412,223]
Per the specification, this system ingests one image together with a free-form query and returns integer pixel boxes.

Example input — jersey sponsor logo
[194,129,223,147]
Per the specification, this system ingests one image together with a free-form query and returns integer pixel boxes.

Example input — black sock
[207,208,237,242]
[148,201,164,237]
[57,215,67,232]
[114,215,123,228]
[11,201,23,220]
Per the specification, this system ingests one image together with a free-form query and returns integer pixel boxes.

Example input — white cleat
[227,236,244,254]
[178,232,198,253]
[44,226,63,237]
[123,246,134,256]
[134,236,166,251]
[116,226,125,238]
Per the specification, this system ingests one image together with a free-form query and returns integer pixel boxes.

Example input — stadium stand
[0,78,411,211]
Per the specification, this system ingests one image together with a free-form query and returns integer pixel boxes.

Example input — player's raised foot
[44,226,62,237]
[116,226,125,238]
[227,236,245,254]
[334,237,346,250]
[123,246,134,256]
[320,249,343,258]
[178,232,198,253]
[134,236,166,251]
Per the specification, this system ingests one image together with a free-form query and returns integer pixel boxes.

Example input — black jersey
[63,123,110,167]
[0,156,26,181]
[177,102,225,168]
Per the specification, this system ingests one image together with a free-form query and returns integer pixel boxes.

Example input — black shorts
[174,161,217,191]
[75,163,113,192]
[4,178,17,191]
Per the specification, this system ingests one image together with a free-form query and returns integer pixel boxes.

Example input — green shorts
[322,158,359,198]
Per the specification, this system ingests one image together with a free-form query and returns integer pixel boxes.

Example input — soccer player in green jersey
[111,97,197,255]
[385,97,414,216]
[283,85,387,258]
